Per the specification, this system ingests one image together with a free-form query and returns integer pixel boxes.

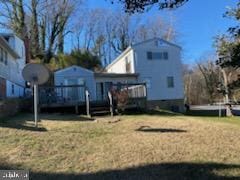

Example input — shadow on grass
[122,108,181,116]
[0,123,47,132]
[1,162,240,180]
[40,114,95,122]
[0,113,95,132]
[136,126,187,133]
[0,114,47,132]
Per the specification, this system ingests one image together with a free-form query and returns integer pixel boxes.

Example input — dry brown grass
[1,113,240,179]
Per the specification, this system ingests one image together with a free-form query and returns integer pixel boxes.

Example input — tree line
[0,0,183,71]
[184,1,240,107]
[4,0,240,106]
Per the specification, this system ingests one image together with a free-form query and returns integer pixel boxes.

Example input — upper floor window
[0,47,8,65]
[125,57,131,73]
[147,51,168,60]
[0,48,3,62]
[4,51,7,65]
[167,76,174,88]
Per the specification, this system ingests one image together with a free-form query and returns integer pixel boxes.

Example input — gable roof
[105,46,133,70]
[54,65,94,74]
[105,38,181,70]
[132,37,182,49]
[0,35,20,59]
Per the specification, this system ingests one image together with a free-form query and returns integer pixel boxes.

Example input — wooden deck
[40,101,86,108]
[38,83,147,116]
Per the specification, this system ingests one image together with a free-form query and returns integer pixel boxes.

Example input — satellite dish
[22,63,50,127]
[22,63,50,85]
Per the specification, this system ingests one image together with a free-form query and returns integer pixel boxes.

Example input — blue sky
[86,0,237,64]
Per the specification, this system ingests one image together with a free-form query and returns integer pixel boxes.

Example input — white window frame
[147,51,168,60]
[167,76,174,88]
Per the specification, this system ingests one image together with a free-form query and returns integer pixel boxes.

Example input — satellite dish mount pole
[33,83,38,127]
[22,63,50,128]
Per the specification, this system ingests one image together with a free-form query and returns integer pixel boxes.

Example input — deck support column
[85,90,91,117]
[108,91,114,117]
[75,105,79,114]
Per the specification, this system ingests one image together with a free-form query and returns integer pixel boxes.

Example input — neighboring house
[54,38,184,111]
[0,33,26,99]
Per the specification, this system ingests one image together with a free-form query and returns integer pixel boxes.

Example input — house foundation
[147,99,184,113]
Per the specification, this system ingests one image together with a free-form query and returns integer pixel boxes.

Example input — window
[96,82,104,101]
[11,84,15,95]
[147,51,168,60]
[4,51,7,65]
[0,48,3,62]
[147,52,152,60]
[125,57,131,73]
[0,48,8,65]
[167,76,174,88]
[163,52,168,60]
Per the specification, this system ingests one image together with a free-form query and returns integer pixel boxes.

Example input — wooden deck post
[144,83,148,110]
[108,91,114,117]
[85,90,91,117]
[75,105,79,114]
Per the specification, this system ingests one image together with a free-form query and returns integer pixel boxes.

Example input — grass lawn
[1,112,240,179]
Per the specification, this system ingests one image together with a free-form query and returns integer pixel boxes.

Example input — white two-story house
[106,38,184,111]
[54,38,184,111]
[0,33,26,99]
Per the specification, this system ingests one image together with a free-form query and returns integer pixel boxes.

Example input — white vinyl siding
[134,40,184,100]
[106,38,184,101]
[6,80,25,98]
[0,35,26,99]
[143,77,151,89]
[54,66,96,101]
[107,50,135,73]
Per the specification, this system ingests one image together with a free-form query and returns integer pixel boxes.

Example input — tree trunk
[221,68,233,117]
[57,30,64,54]
[40,17,46,53]
[30,0,40,58]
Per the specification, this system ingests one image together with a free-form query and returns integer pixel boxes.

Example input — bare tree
[197,59,221,104]
[71,9,177,65]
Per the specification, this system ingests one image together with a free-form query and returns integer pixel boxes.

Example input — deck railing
[39,85,86,107]
[38,83,147,114]
[111,83,147,99]
[122,84,147,98]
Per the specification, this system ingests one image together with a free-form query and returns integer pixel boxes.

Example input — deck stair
[90,101,111,116]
